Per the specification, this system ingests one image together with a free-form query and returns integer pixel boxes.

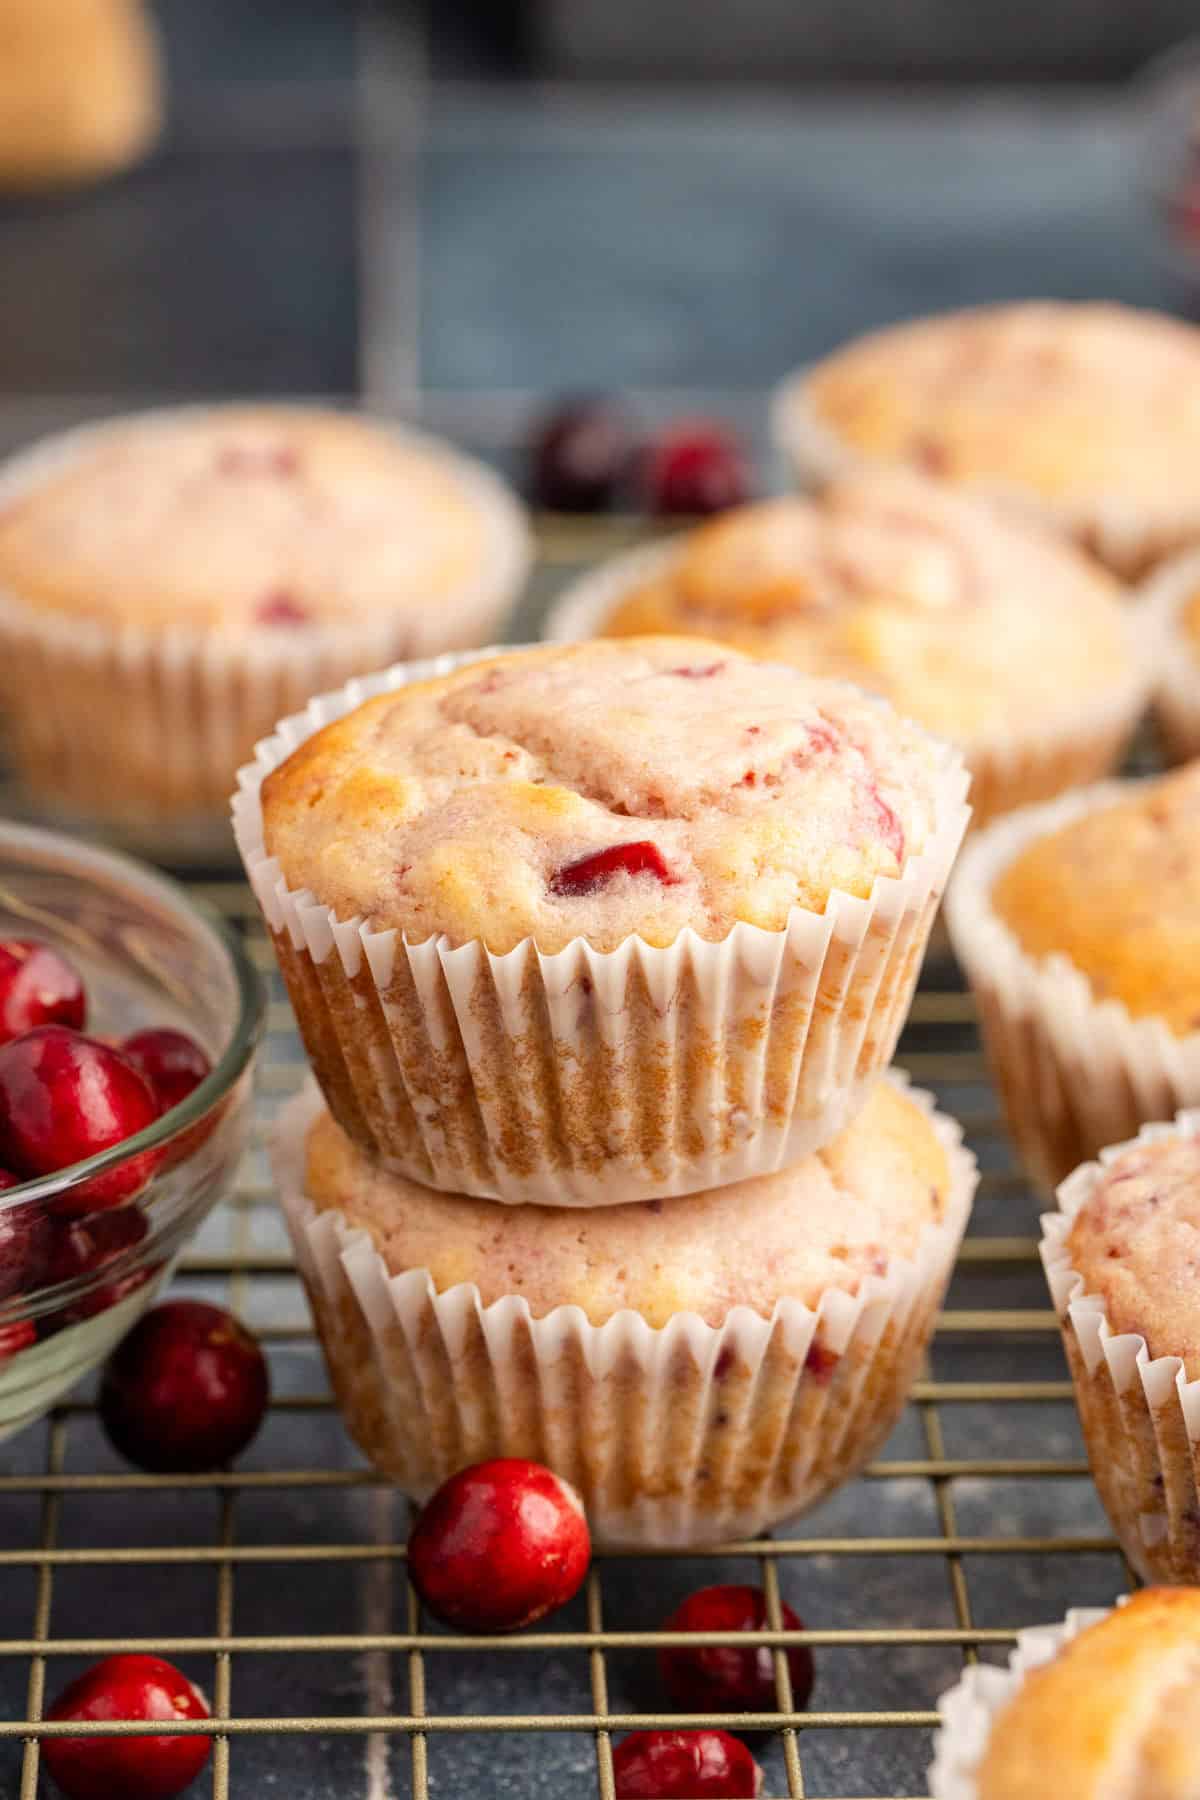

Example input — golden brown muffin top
[601,468,1132,744]
[1066,1130,1200,1374]
[802,301,1200,513]
[990,763,1200,1035]
[304,1078,952,1328]
[0,407,490,632]
[261,638,947,955]
[977,1589,1200,1800]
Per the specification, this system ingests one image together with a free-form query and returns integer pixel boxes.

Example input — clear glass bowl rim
[0,821,265,1212]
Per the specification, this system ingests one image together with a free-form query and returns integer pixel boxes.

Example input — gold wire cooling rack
[0,523,1139,1799]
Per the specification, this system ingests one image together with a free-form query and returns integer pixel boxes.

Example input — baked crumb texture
[238,641,970,1203]
[783,300,1200,578]
[932,1591,1200,1800]
[569,467,1144,828]
[1042,1113,1200,1586]
[274,1074,976,1547]
[946,770,1200,1194]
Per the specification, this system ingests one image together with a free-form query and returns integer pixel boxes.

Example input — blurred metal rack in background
[0,520,1138,1800]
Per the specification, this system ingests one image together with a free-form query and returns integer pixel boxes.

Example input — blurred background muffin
[548,468,1148,826]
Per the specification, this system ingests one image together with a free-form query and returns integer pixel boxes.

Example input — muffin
[274,1072,976,1548]
[1142,544,1200,764]
[0,406,529,845]
[0,0,160,190]
[774,301,1200,578]
[235,639,969,1204]
[548,468,1146,827]
[1042,1112,1200,1583]
[932,1590,1200,1799]
[945,763,1200,1191]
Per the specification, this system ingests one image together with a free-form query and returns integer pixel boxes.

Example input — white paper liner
[1039,1110,1200,1582]
[1141,544,1200,765]
[769,366,1200,580]
[930,1604,1116,1799]
[943,779,1200,1195]
[0,407,531,845]
[272,1071,976,1548]
[234,651,970,1205]
[544,541,1148,832]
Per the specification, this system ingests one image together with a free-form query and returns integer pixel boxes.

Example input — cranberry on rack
[612,1728,761,1798]
[41,1653,211,1800]
[659,1583,814,1713]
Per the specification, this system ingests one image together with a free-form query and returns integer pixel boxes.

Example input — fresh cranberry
[530,397,633,512]
[42,1653,210,1800]
[612,1730,760,1798]
[659,1585,814,1714]
[0,1173,51,1303]
[0,1317,35,1360]
[644,422,751,516]
[253,589,310,626]
[98,1300,268,1473]
[865,786,905,865]
[408,1458,591,1632]
[42,1205,152,1327]
[550,841,677,898]
[0,1027,162,1214]
[121,1030,212,1113]
[0,939,86,1044]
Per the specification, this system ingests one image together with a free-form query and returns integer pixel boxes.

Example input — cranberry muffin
[932,1590,1200,1799]
[945,763,1200,1190]
[1142,544,1200,764]
[775,301,1200,578]
[1042,1113,1200,1584]
[0,406,529,843]
[276,1073,976,1547]
[549,468,1145,826]
[236,639,969,1203]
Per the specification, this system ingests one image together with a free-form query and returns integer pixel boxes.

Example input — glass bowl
[0,823,264,1438]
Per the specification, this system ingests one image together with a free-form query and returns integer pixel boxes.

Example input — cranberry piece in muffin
[408,1458,590,1633]
[0,938,86,1043]
[0,1027,161,1213]
[98,1300,268,1473]
[660,1584,815,1713]
[259,640,944,958]
[612,1729,760,1798]
[42,1654,211,1800]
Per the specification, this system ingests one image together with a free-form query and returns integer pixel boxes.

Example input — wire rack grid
[0,524,1136,1800]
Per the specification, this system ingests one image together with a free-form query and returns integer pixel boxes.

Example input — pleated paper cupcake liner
[929,1605,1114,1799]
[0,410,530,852]
[943,781,1200,1195]
[234,651,970,1205]
[544,542,1148,833]
[1141,544,1200,764]
[272,1072,976,1549]
[1041,1112,1200,1583]
[769,367,1200,580]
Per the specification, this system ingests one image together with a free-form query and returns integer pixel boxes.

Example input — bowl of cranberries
[0,823,263,1436]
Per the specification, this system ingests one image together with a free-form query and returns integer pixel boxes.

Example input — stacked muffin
[238,637,976,1545]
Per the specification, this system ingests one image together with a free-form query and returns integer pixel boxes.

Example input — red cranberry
[98,1300,268,1473]
[644,422,751,517]
[659,1584,814,1714]
[408,1458,590,1633]
[0,1173,51,1303]
[0,1317,35,1360]
[253,589,310,626]
[43,1205,152,1327]
[121,1029,212,1113]
[42,1653,210,1800]
[0,939,86,1044]
[530,397,633,512]
[550,841,677,898]
[0,1026,162,1214]
[612,1730,760,1798]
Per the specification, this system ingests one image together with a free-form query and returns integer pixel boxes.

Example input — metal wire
[0,556,1120,1800]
